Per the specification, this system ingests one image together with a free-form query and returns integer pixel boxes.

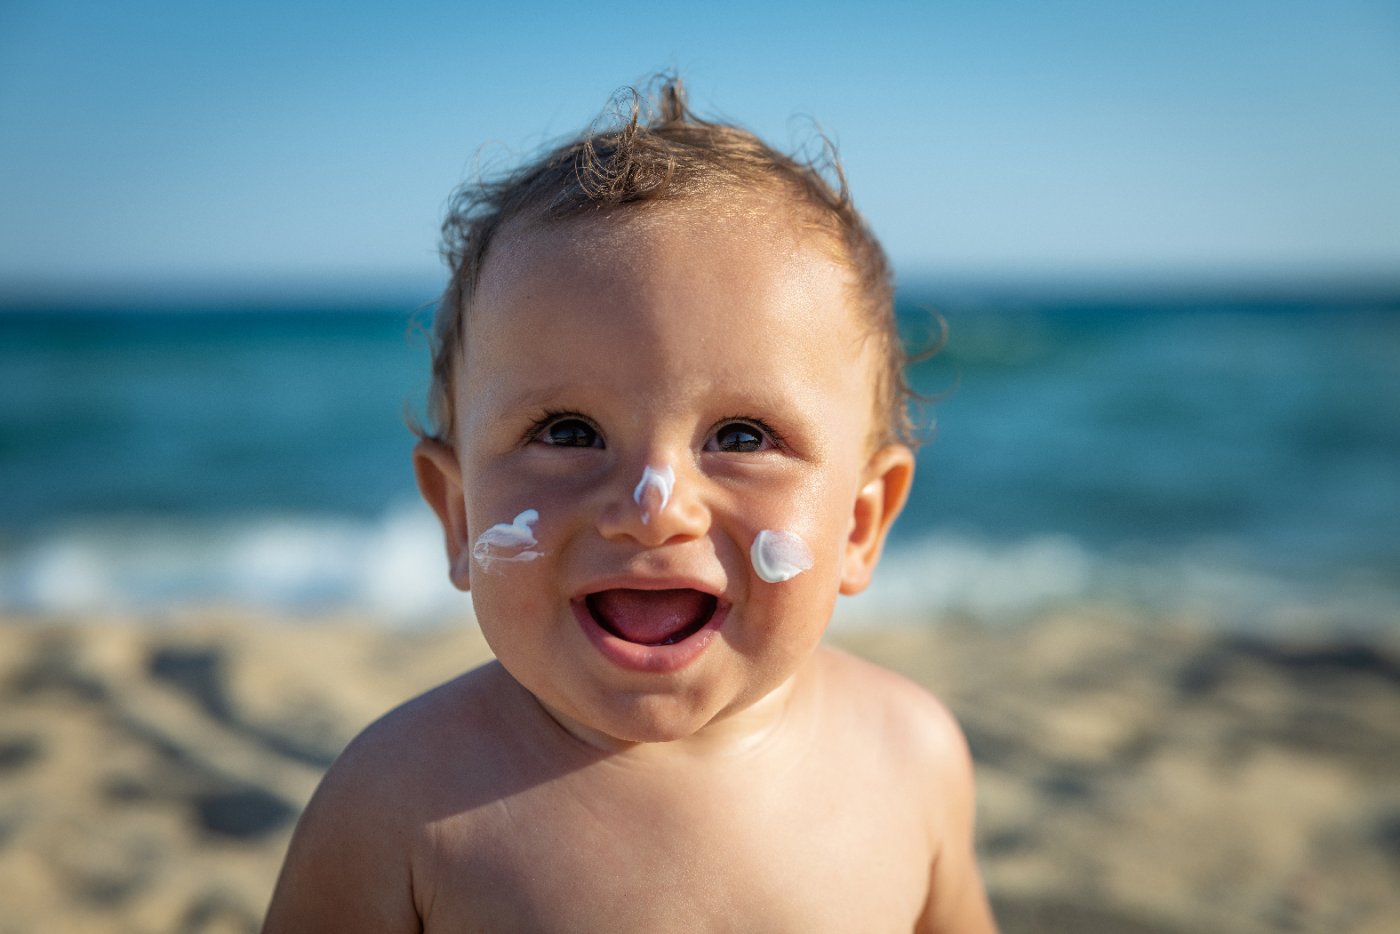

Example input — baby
[263,79,998,933]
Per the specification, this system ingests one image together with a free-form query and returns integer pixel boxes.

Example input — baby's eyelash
[520,409,593,445]
[715,415,788,450]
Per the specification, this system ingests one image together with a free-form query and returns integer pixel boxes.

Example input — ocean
[3,290,1398,634]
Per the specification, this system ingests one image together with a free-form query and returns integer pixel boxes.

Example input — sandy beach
[1,609,1396,933]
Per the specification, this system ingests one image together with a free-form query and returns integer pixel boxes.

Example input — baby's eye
[707,420,774,453]
[534,416,603,448]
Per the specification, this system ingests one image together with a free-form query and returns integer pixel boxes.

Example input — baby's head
[421,77,915,453]
[413,78,918,745]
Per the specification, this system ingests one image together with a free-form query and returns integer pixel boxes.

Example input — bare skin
[263,201,998,932]
[263,649,993,932]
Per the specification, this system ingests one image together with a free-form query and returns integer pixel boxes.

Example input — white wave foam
[0,501,470,624]
[836,532,1399,635]
[836,533,1094,625]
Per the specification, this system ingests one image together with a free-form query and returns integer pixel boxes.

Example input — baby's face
[430,201,910,747]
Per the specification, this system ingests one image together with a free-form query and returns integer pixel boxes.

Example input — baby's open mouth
[585,589,718,646]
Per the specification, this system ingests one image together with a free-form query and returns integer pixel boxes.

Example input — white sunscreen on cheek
[750,530,814,583]
[632,465,675,524]
[472,509,543,570]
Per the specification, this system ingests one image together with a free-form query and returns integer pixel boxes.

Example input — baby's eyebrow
[490,383,581,413]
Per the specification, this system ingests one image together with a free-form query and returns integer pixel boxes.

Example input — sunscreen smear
[473,509,543,569]
[750,530,814,583]
[632,465,676,524]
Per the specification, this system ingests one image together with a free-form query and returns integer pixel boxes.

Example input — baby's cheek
[472,508,545,572]
[749,529,815,583]
[470,542,557,634]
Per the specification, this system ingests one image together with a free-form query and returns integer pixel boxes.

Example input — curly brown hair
[421,76,917,448]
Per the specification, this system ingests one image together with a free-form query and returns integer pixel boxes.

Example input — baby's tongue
[587,589,714,646]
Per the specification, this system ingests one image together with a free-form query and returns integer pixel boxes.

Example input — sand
[1,608,1396,933]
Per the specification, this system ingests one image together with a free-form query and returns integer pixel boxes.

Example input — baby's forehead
[478,198,852,311]
[467,204,875,369]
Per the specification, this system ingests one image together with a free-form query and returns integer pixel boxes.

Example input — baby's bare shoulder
[262,662,517,933]
[812,647,996,932]
[815,644,970,771]
[340,660,507,773]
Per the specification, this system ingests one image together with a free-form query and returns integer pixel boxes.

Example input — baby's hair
[421,75,919,447]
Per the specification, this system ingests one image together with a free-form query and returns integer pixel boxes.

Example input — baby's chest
[418,784,932,933]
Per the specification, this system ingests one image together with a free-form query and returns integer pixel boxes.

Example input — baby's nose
[598,459,707,545]
[632,464,676,526]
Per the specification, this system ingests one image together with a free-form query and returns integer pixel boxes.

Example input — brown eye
[539,417,601,448]
[709,421,768,453]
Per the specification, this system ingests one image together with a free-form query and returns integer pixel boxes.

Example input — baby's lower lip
[573,591,727,674]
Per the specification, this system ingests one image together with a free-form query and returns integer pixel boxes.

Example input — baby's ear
[413,438,472,592]
[840,443,915,596]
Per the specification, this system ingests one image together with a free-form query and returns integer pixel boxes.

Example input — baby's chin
[530,664,805,752]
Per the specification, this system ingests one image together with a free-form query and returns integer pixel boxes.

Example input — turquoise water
[2,292,1397,629]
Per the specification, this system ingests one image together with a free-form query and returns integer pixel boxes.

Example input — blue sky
[1,0,1397,299]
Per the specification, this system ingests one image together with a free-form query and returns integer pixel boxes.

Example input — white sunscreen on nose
[632,465,675,524]
[473,509,543,569]
[750,530,814,583]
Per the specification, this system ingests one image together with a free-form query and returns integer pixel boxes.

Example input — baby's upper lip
[573,572,724,601]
